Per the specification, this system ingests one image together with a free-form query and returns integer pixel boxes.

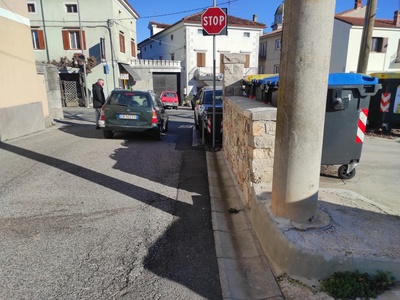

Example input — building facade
[0,1,48,141]
[27,0,140,102]
[259,0,400,75]
[138,13,266,98]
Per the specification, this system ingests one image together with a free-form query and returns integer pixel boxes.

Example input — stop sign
[201,7,227,35]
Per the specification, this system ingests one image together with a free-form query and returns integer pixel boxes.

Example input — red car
[160,91,179,110]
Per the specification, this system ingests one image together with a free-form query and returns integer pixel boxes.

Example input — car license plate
[118,114,138,120]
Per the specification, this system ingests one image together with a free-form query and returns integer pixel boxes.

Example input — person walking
[93,79,105,129]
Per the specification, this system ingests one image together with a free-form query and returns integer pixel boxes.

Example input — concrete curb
[206,151,283,300]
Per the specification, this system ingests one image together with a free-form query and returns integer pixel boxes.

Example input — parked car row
[98,87,223,142]
[193,87,223,139]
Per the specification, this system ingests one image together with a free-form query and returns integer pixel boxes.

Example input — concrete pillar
[222,53,245,97]
[271,0,335,222]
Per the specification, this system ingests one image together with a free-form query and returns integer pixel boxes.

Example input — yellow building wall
[0,1,49,140]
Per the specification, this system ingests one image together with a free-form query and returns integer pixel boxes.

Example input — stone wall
[222,96,277,206]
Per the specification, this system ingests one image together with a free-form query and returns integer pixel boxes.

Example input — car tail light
[100,105,106,120]
[152,109,158,124]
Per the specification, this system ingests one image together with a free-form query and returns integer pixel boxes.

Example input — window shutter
[244,54,250,68]
[197,53,205,67]
[381,38,388,53]
[38,30,45,49]
[62,30,70,50]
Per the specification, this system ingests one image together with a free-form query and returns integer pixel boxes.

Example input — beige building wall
[0,1,48,141]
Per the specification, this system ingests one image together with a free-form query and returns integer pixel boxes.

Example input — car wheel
[338,164,356,180]
[103,130,114,139]
[153,125,162,141]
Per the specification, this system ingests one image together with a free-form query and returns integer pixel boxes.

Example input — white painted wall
[139,21,263,97]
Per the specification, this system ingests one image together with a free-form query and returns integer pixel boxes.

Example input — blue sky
[128,0,400,43]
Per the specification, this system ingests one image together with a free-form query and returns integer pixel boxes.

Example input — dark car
[99,89,168,140]
[194,87,223,136]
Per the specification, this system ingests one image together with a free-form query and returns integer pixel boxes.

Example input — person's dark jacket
[93,82,105,108]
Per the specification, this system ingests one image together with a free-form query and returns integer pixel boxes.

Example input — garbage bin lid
[328,73,378,86]
[256,74,280,85]
[243,74,275,83]
[369,72,400,79]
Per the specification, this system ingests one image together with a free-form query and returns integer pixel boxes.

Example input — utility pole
[357,0,377,74]
[77,0,89,107]
[271,0,335,223]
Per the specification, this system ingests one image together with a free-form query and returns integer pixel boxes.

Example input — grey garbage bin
[267,73,381,179]
[322,73,381,179]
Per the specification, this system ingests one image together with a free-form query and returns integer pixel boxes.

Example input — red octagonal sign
[202,7,227,35]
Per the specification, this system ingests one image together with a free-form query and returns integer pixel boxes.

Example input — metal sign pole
[212,0,216,149]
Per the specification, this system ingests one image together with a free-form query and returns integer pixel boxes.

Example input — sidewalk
[206,150,284,299]
[206,149,400,300]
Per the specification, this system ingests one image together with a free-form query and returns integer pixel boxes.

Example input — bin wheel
[338,164,356,180]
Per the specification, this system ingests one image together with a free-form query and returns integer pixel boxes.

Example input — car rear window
[163,92,177,98]
[108,92,152,107]
[203,90,223,105]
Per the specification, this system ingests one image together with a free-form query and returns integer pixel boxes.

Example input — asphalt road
[0,107,222,300]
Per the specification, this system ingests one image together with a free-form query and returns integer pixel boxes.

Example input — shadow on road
[0,121,222,298]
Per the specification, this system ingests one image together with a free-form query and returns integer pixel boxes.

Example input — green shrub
[321,270,395,299]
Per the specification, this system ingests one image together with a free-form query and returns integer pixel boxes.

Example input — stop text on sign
[203,16,226,27]
[201,7,227,35]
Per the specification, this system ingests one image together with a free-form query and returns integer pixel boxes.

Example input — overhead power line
[119,0,238,20]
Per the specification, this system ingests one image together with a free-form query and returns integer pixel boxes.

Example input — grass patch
[321,270,395,299]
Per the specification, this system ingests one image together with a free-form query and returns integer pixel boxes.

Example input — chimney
[253,14,258,22]
[394,11,400,27]
[354,0,362,9]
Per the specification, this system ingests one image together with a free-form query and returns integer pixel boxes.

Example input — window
[65,4,78,13]
[259,42,266,58]
[197,52,206,67]
[31,29,45,49]
[27,3,36,13]
[371,37,388,53]
[119,31,125,53]
[244,54,250,68]
[198,29,203,35]
[171,53,175,61]
[131,39,136,57]
[171,34,174,41]
[274,65,279,74]
[275,39,281,50]
[62,30,86,50]
[243,32,250,38]
[396,40,400,63]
